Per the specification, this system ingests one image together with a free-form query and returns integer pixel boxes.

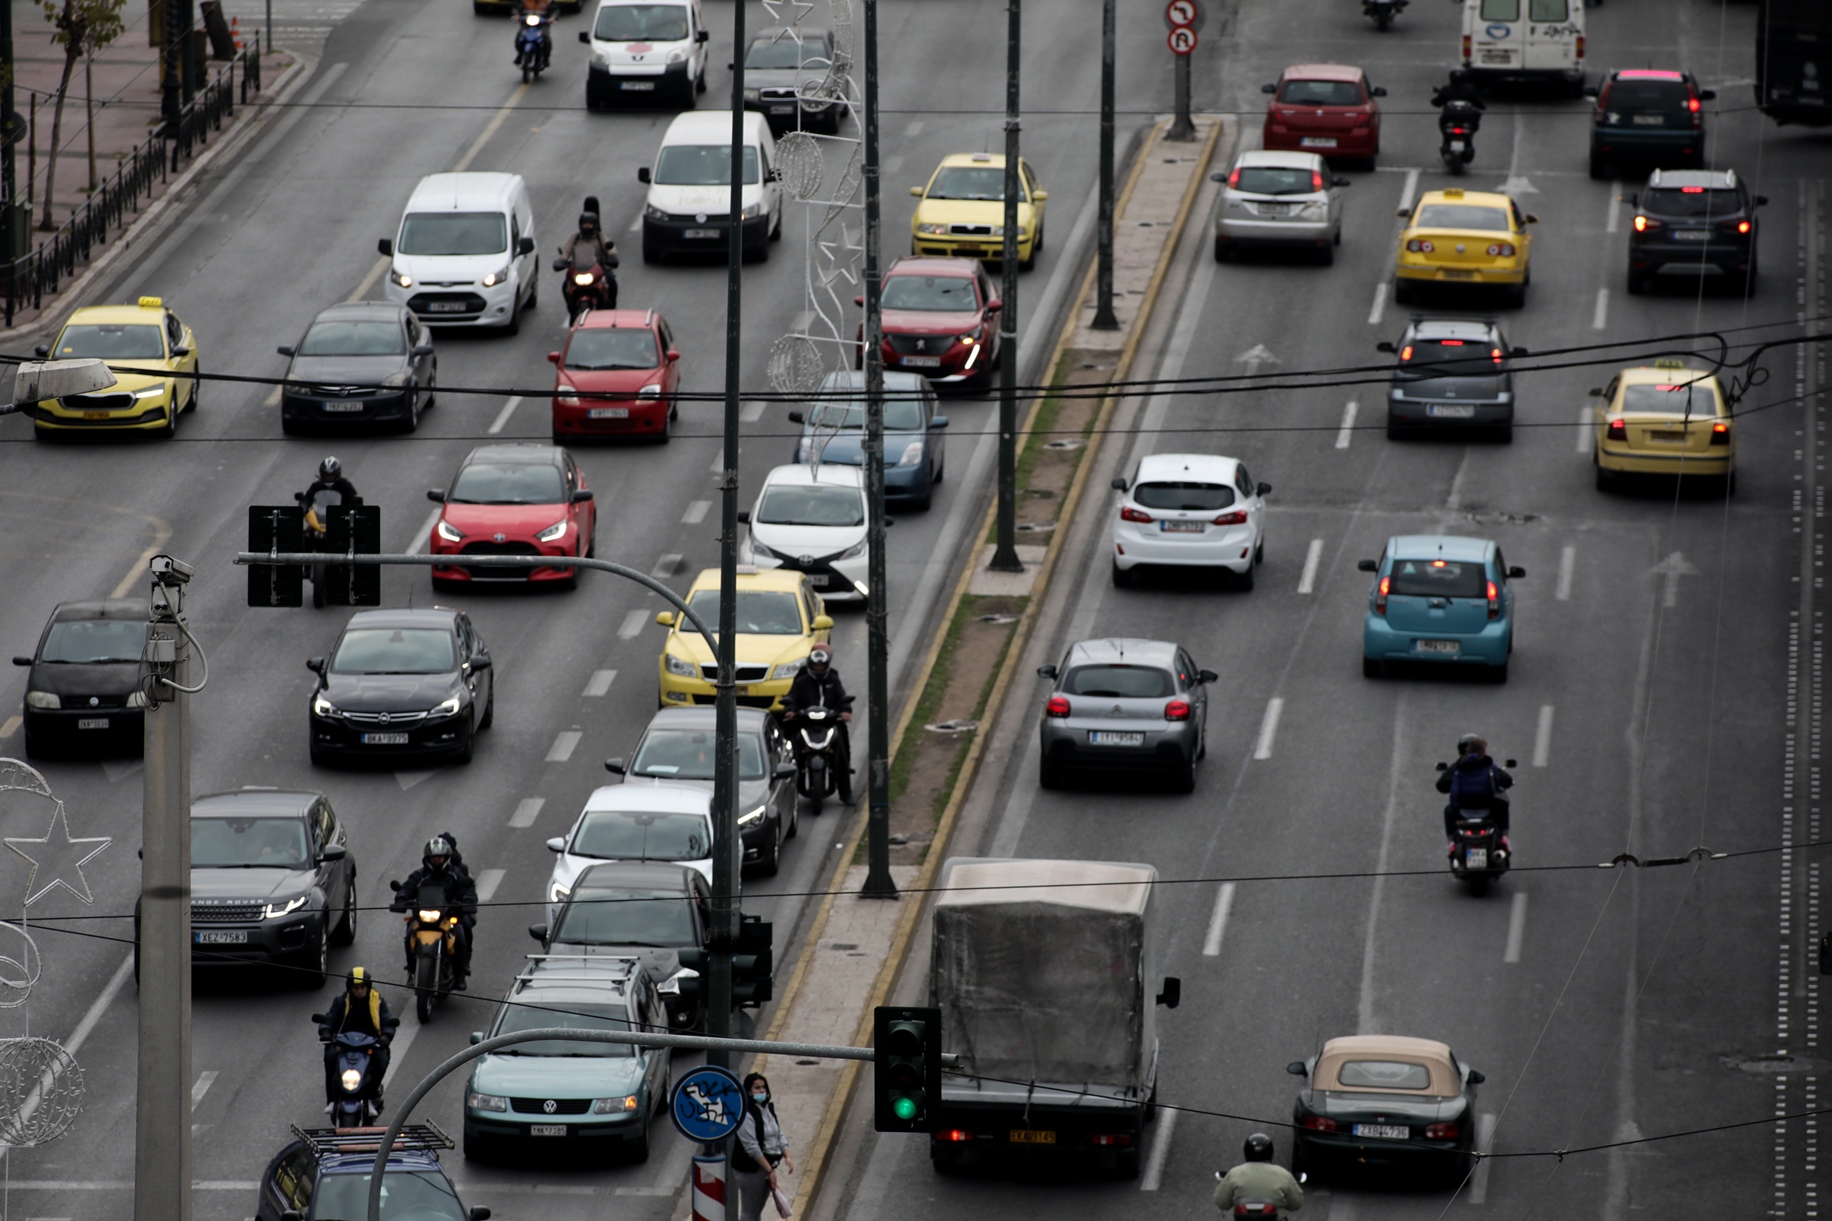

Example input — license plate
[955,246,986,257]
[323,402,364,413]
[1009,1129,1056,1145]
[1415,640,1461,656]
[529,1124,568,1137]
[621,81,655,91]
[1161,520,1205,533]
[1447,140,1466,152]
[77,717,109,730]
[1255,202,1291,215]
[361,732,410,745]
[1439,269,1475,279]
[1299,137,1337,148]
[809,574,831,587]
[1088,731,1145,746]
[195,930,248,944]
[1352,1123,1410,1140]
[684,228,719,239]
[1632,114,1665,125]
[1649,431,1687,441]
[1479,51,1511,63]
[425,301,466,313]
[1466,847,1489,870]
[589,407,630,418]
[1427,404,1476,418]
[901,355,941,368]
[1673,230,1710,242]
[770,104,795,114]
[83,411,110,419]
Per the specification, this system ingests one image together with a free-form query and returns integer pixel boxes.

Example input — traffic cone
[230,16,243,51]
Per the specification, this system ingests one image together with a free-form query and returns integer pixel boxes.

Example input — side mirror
[1356,559,1378,573]
[388,879,403,892]
[1110,477,1128,492]
[1370,85,1387,97]
[1525,213,1539,224]
[528,923,549,941]
[306,657,325,673]
[545,836,567,852]
[727,60,734,70]
[1036,663,1058,679]
[1582,84,1599,98]
[171,346,192,359]
[638,167,653,184]
[277,345,296,357]
[811,614,834,631]
[426,488,445,503]
[1333,176,1351,187]
[736,510,751,524]
[283,1212,305,1221]
[854,295,866,306]
[384,1017,401,1029]
[578,28,589,41]
[1155,977,1181,1009]
[1756,194,1770,207]
[774,761,797,780]
[1287,1061,1307,1076]
[605,757,626,774]
[1503,759,1517,769]
[1587,387,1605,398]
[517,236,535,257]
[1261,83,1276,94]
[1699,88,1717,101]
[1507,565,1526,579]
[1209,171,1225,183]
[377,238,393,257]
[320,844,347,862]
[571,488,595,503]
[548,351,563,366]
[310,1013,326,1023]
[1376,341,1396,354]
[1197,669,1218,684]
[1511,346,1529,357]
[695,28,708,41]
[1256,482,1272,497]
[32,344,49,358]
[909,184,927,198]
[1435,761,1449,772]
[1620,191,1638,207]
[412,344,435,357]
[930,416,949,429]
[469,656,492,670]
[666,349,681,363]
[655,610,677,627]
[1467,1069,1486,1085]
[1395,207,1412,219]
[787,410,805,424]
[471,1209,493,1221]
[984,300,1002,313]
[1034,190,1048,202]
[469,1031,484,1045]
[553,257,570,272]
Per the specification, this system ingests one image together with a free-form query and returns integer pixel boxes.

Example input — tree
[38,0,125,230]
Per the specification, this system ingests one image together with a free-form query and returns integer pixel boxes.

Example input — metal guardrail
[3,45,263,327]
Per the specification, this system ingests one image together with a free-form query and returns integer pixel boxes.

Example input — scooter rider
[1430,68,1487,113]
[318,966,393,1110]
[391,836,478,989]
[558,199,619,308]
[1213,1134,1303,1215]
[780,645,855,806]
[515,0,555,69]
[297,456,361,509]
[1436,733,1513,842]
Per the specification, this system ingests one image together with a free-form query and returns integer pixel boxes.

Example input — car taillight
[1633,215,1660,232]
[1711,421,1731,446]
[1228,167,1241,188]
[1461,33,1470,59]
[1491,348,1504,364]
[1680,185,1705,194]
[1213,510,1248,525]
[1164,699,1191,721]
[1311,170,1325,191]
[1487,580,1500,620]
[1687,96,1701,113]
[1120,506,1153,523]
[1399,344,1414,361]
[1375,576,1389,615]
[1302,1115,1338,1132]
[1574,34,1584,58]
[1425,1122,1459,1140]
[1450,125,1469,136]
[1406,239,1435,253]
[1046,696,1071,718]
[1721,218,1752,235]
[1486,243,1515,257]
[1089,1134,1134,1147]
[1607,418,1627,441]
[938,1129,973,1143]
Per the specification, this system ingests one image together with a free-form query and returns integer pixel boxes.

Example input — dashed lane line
[1334,400,1357,450]
[1504,892,1528,964]
[1576,406,1594,454]
[475,868,505,902]
[408,507,441,554]
[0,716,17,739]
[1593,286,1609,331]
[618,609,649,639]
[1253,697,1284,761]
[1202,882,1236,957]
[1533,704,1554,767]
[1468,1111,1498,1202]
[683,500,711,525]
[509,798,545,828]
[1367,280,1388,327]
[487,396,523,435]
[1297,538,1323,595]
[546,730,582,763]
[1139,1107,1177,1192]
[741,401,766,423]
[1605,182,1622,235]
[583,669,617,697]
[191,1071,218,1110]
[1556,544,1576,601]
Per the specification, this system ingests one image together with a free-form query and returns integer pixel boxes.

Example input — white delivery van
[379,172,537,333]
[636,111,783,264]
[1462,0,1586,95]
[582,0,709,110]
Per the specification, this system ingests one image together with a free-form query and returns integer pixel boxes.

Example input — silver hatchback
[1211,149,1348,264]
[1036,638,1214,792]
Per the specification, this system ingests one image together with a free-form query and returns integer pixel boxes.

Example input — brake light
[1574,34,1584,59]
[1120,505,1153,523]
[1487,580,1500,620]
[1302,1115,1339,1132]
[1633,215,1659,232]
[1090,1134,1134,1147]
[1438,339,1465,346]
[1607,418,1627,441]
[1399,344,1414,361]
[1375,576,1389,614]
[1491,348,1504,364]
[1450,126,1469,136]
[1407,239,1435,253]
[1164,699,1192,722]
[1486,243,1516,257]
[1710,420,1731,446]
[1461,34,1470,59]
[1723,218,1752,234]
[1431,559,1447,568]
[1424,1122,1459,1140]
[1213,510,1248,526]
[1680,185,1705,194]
[1688,96,1701,112]
[1311,170,1325,191]
[938,1129,974,1143]
[1045,696,1071,718]
[1228,167,1241,189]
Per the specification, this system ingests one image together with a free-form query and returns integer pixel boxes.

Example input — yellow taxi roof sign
[1653,358,1685,369]
[137,296,163,309]
[1440,188,1464,198]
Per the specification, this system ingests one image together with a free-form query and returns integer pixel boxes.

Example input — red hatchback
[428,444,597,590]
[1261,64,1386,167]
[859,255,1001,388]
[549,308,682,442]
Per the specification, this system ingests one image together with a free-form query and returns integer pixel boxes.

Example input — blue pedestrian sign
[670,1065,749,1143]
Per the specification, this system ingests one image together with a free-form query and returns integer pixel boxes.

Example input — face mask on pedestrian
[752,1090,768,1103]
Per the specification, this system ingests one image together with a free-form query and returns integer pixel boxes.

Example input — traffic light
[873,1006,942,1133]
[322,504,382,607]
[732,916,772,1007]
[246,505,303,607]
[675,948,708,1002]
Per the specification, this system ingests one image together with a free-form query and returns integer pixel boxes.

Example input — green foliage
[41,0,126,57]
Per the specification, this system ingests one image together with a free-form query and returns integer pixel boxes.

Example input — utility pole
[1091,0,1118,330]
[136,554,194,1221]
[1,0,20,267]
[160,0,181,136]
[989,0,1022,574]
[859,0,896,900]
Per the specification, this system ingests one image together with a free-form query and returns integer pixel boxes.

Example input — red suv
[1261,64,1386,167]
[858,255,1001,389]
[548,308,682,442]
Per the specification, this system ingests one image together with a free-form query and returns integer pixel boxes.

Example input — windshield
[1413,204,1510,232]
[1232,166,1319,196]
[1605,79,1690,109]
[397,212,507,257]
[756,484,864,527]
[299,320,405,357]
[330,628,456,674]
[1133,481,1235,511]
[555,888,698,947]
[746,35,825,68]
[1278,79,1361,106]
[565,329,660,371]
[571,809,711,861]
[310,1170,466,1221]
[882,275,978,311]
[1062,664,1172,698]
[654,145,761,187]
[1621,381,1719,415]
[925,166,1009,201]
[449,462,565,504]
[54,324,163,360]
[1643,188,1741,219]
[39,618,146,664]
[685,589,804,634]
[1398,338,1505,378]
[632,728,767,780]
[493,1000,637,1057]
[191,817,311,868]
[806,398,925,431]
[594,3,688,41]
[1337,1060,1433,1090]
[1388,558,1486,598]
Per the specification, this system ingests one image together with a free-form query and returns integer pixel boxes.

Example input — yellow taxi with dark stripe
[1394,188,1536,306]
[655,566,832,711]
[33,296,199,438]
[1592,360,1736,494]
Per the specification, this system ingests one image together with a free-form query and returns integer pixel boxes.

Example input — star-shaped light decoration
[4,799,111,907]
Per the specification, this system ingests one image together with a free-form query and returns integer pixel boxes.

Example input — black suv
[1378,318,1526,443]
[1585,69,1715,180]
[1625,168,1766,296]
[256,1123,488,1221]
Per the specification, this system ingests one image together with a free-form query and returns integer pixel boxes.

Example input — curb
[766,112,1227,1219]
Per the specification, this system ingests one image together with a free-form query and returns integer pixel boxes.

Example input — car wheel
[1594,461,1615,492]
[931,1149,963,1176]
[1362,656,1383,679]
[1493,423,1513,445]
[1588,151,1607,181]
[454,715,476,765]
[1741,266,1758,298]
[1115,1148,1141,1180]
[478,692,495,730]
[1168,755,1196,794]
[1386,420,1405,441]
[1039,758,1063,790]
[1315,243,1334,267]
[1625,271,1647,296]
[524,279,537,311]
[1213,235,1229,263]
[786,798,799,840]
[310,746,331,767]
[281,415,302,436]
[1254,537,1265,566]
[1110,559,1133,588]
[402,393,421,434]
[503,291,521,337]
[642,238,661,263]
[161,397,180,439]
[463,1129,493,1161]
[770,211,783,242]
[657,406,671,445]
[1235,562,1255,592]
[303,925,329,988]
[188,365,201,412]
[1393,279,1415,305]
[1490,660,1509,685]
[911,489,933,512]
[761,819,782,877]
[333,878,358,946]
[629,1119,652,1163]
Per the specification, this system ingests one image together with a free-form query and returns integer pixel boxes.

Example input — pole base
[860,867,900,899]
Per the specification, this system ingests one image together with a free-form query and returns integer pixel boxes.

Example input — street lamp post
[1091,0,1118,331]
[989,0,1022,574]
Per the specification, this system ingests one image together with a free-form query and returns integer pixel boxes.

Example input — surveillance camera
[148,554,194,586]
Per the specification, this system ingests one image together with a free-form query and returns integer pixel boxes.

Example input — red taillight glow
[1228,167,1241,189]
[1311,170,1325,191]
[1407,239,1435,253]
[1711,420,1731,445]
[1399,344,1414,361]
[1491,348,1504,364]
[1164,700,1192,722]
[939,1129,974,1143]
[1574,34,1584,58]
[1487,580,1500,620]
[1213,510,1248,526]
[1375,576,1389,614]
[1633,215,1657,232]
[1431,559,1447,568]
[1120,506,1153,523]
[1438,339,1465,346]
[1487,243,1516,257]
[1734,219,1752,234]
[1681,185,1705,194]
[1425,1122,1459,1140]
[1045,696,1071,718]
[1461,34,1470,58]
[1688,96,1702,113]
[1607,418,1628,441]
[1090,1134,1134,1147]
[1302,1115,1338,1132]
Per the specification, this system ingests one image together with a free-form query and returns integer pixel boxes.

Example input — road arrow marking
[1235,343,1281,379]
[1651,551,1699,608]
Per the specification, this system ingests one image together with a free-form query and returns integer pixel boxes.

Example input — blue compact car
[786,371,948,510]
[1357,535,1524,683]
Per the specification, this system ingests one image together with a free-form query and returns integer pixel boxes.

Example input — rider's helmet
[1448,67,1471,87]
[1243,1133,1275,1163]
[319,456,342,481]
[1457,732,1482,758]
[807,646,832,673]
[578,211,601,238]
[423,835,454,872]
[347,965,370,993]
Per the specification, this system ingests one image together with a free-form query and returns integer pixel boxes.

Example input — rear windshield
[806,398,925,431]
[1479,0,1518,17]
[1337,1060,1432,1090]
[398,212,507,257]
[1413,204,1510,232]
[1529,0,1567,17]
[1062,664,1173,698]
[1605,79,1691,109]
[1133,481,1235,511]
[1388,559,1487,598]
[191,817,310,868]
[555,888,698,947]
[492,1001,636,1057]
[1621,381,1719,415]
[40,618,146,664]
[1642,188,1741,219]
[1278,80,1361,106]
[1398,338,1505,377]
[756,484,865,528]
[745,36,825,69]
[632,728,766,780]
[565,328,660,371]
[882,276,977,311]
[654,145,761,187]
[594,3,688,41]
[1232,167,1318,196]
[571,810,711,862]
[299,320,404,357]
[54,323,164,360]
[449,462,565,504]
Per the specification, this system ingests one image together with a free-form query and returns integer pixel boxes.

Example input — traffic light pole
[989,0,1023,574]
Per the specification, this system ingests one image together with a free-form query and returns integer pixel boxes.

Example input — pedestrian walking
[732,1071,794,1221]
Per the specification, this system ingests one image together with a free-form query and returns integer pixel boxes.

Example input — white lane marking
[1445,448,1472,512]
[1605,183,1622,235]
[1297,539,1323,595]
[346,257,389,304]
[65,954,132,1060]
[1533,704,1554,768]
[264,384,283,407]
[381,1020,419,1089]
[191,1070,219,1110]
[546,730,582,762]
[741,400,765,422]
[1397,166,1421,214]
[1358,714,1408,1034]
[1139,1106,1178,1191]
[1504,894,1529,964]
[453,83,529,174]
[1576,405,1594,454]
[903,120,924,138]
[618,609,649,639]
[653,553,684,577]
[409,507,441,555]
[1592,287,1609,331]
[0,1180,253,1189]
[395,770,438,791]
[710,452,725,473]
[584,669,617,697]
[627,214,643,234]
[1367,280,1389,326]
[475,868,505,902]
[884,154,904,175]
[487,396,523,435]
[1253,697,1284,761]
[509,798,545,828]
[1335,399,1358,449]
[1556,544,1575,601]
[1202,882,1236,957]
[0,716,18,739]
[1469,1111,1498,1201]
[682,500,711,525]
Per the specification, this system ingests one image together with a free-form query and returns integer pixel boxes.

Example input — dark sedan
[279,302,437,434]
[1289,1035,1483,1183]
[14,599,147,759]
[737,26,842,133]
[533,860,713,1031]
[1378,319,1525,442]
[307,607,493,767]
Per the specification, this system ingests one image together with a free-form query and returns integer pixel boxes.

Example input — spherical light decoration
[768,334,826,395]
[775,132,824,202]
[0,1037,84,1146]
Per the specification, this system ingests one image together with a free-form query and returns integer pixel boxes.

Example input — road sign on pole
[1168,25,1196,54]
[670,1065,749,1144]
[1163,0,1203,31]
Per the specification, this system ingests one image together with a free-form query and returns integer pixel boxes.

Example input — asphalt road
[814,1,1832,1219]
[0,0,1179,1216]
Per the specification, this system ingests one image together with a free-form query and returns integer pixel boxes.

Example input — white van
[1462,0,1586,95]
[582,0,709,110]
[379,172,537,333]
[636,111,783,264]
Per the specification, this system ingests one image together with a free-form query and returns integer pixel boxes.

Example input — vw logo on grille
[696,213,708,224]
[378,713,392,725]
[543,1099,558,1114]
[494,532,507,543]
[89,697,100,707]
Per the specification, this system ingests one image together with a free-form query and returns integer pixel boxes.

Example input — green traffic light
[892,1094,919,1121]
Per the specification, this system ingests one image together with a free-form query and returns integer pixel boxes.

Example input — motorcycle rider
[1430,68,1487,113]
[1436,733,1513,842]
[558,200,619,310]
[1213,1133,1303,1215]
[780,645,854,806]
[318,966,393,1112]
[297,456,361,511]
[515,0,555,70]
[391,836,478,989]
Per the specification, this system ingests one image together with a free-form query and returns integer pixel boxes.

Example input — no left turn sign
[1164,0,1197,27]
[1168,25,1197,54]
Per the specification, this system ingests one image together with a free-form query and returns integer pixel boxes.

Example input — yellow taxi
[1592,361,1736,494]
[909,152,1049,269]
[33,296,199,438]
[656,567,833,711]
[1394,188,1536,306]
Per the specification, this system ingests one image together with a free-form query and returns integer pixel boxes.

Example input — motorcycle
[785,699,850,816]
[1362,0,1405,31]
[554,241,617,320]
[391,877,464,1022]
[312,1014,398,1127]
[1438,758,1515,894]
[297,486,342,610]
[514,10,552,83]
[1438,101,1483,174]
[1213,1168,1306,1220]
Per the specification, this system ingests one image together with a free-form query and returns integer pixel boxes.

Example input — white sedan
[544,784,714,923]
[1110,453,1271,589]
[738,463,870,602]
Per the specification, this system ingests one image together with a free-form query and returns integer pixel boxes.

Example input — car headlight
[264,894,309,920]
[126,689,148,708]
[481,265,512,289]
[594,1094,641,1113]
[664,652,699,678]
[742,88,761,102]
[341,1068,365,1093]
[637,383,663,401]
[741,203,762,220]
[645,203,669,220]
[549,880,571,904]
[592,49,611,67]
[392,271,413,288]
[796,438,814,462]
[536,520,568,542]
[667,46,687,64]
[770,658,806,680]
[430,695,462,717]
[898,440,924,467]
[134,384,167,399]
[380,372,409,388]
[467,1092,509,1113]
[311,693,337,717]
[737,805,766,827]
[556,383,581,407]
[24,691,59,710]
[915,222,947,235]
[435,520,462,544]
[957,328,982,345]
[838,538,867,560]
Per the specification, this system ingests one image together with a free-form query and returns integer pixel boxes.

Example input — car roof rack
[291,1121,454,1158]
[514,952,644,988]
